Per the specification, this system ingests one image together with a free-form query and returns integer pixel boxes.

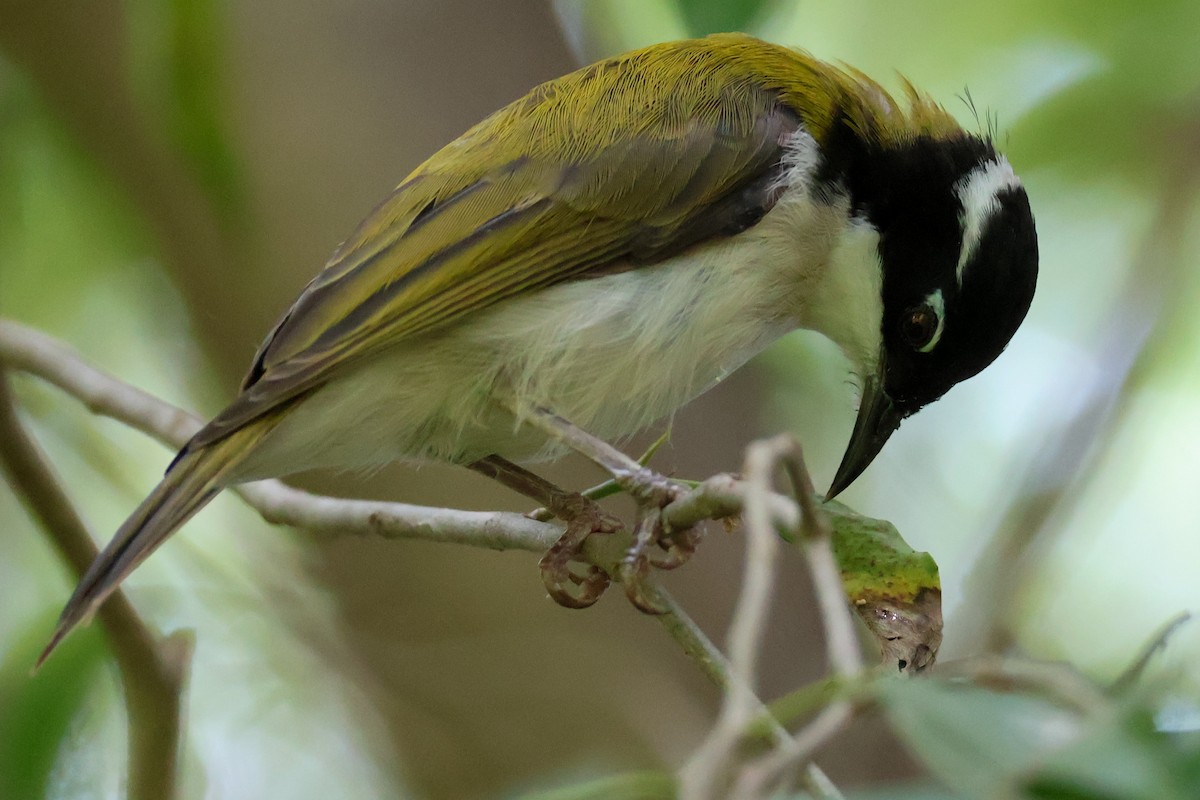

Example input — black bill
[826,376,905,499]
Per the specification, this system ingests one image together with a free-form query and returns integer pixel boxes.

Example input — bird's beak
[826,374,905,500]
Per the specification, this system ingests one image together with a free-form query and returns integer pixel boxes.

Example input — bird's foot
[617,479,697,614]
[537,493,621,609]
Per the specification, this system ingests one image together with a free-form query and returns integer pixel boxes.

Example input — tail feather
[39,422,271,666]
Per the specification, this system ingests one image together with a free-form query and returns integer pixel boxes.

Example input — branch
[733,702,855,799]
[783,449,864,679]
[0,319,569,546]
[678,436,794,800]
[0,370,190,800]
[523,407,650,483]
[729,444,866,797]
[0,318,787,552]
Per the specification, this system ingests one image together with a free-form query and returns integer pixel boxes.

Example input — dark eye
[900,305,940,351]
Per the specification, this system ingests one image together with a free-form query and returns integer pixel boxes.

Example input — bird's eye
[900,305,940,352]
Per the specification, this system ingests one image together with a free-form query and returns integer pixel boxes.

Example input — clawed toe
[615,489,697,614]
[471,452,702,612]
[650,524,702,570]
[538,501,619,608]
[618,510,665,613]
[540,554,610,608]
[533,470,703,615]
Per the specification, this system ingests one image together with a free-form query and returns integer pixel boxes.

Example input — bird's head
[818,114,1038,497]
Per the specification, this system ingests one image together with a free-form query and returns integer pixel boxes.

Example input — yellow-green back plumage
[191,33,960,450]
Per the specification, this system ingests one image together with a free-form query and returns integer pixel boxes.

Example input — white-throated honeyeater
[42,33,1037,660]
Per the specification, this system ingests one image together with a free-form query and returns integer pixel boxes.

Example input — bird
[42,32,1037,660]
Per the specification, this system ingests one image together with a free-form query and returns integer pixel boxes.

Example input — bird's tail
[39,419,276,666]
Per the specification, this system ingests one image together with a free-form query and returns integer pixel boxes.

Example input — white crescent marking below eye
[919,288,945,352]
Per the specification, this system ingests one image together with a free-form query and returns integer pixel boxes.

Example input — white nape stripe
[955,157,1021,285]
[768,126,820,198]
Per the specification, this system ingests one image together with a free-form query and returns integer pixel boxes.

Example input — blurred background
[1,1,1198,797]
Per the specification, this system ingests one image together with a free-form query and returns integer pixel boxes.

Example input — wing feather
[191,43,802,450]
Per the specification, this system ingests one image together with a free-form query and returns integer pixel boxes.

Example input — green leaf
[825,501,943,672]
[879,678,1086,795]
[1024,708,1196,800]
[881,678,1200,800]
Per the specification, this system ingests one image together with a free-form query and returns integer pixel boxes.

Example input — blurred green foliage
[0,615,106,800]
[0,74,151,327]
[126,0,243,223]
[881,677,1200,800]
[1,0,408,797]
[675,0,771,37]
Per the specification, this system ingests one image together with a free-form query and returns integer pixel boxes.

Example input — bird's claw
[538,499,619,608]
[616,479,692,614]
[618,511,666,613]
[537,472,700,614]
[650,524,702,570]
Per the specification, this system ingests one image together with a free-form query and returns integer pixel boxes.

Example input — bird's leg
[468,454,618,608]
[517,408,700,613]
[521,408,659,487]
[620,503,668,613]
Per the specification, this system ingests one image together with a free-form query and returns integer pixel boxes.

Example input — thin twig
[646,586,731,688]
[680,436,865,800]
[733,702,855,798]
[1111,611,1192,694]
[782,449,863,678]
[805,535,862,675]
[523,407,648,478]
[678,435,797,800]
[933,655,1110,716]
[0,370,190,800]
[240,481,560,551]
[733,441,863,796]
[802,762,847,800]
[728,437,791,702]
[662,471,797,535]
[643,576,793,748]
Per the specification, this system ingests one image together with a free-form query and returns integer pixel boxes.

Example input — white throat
[796,214,884,380]
[743,125,886,382]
